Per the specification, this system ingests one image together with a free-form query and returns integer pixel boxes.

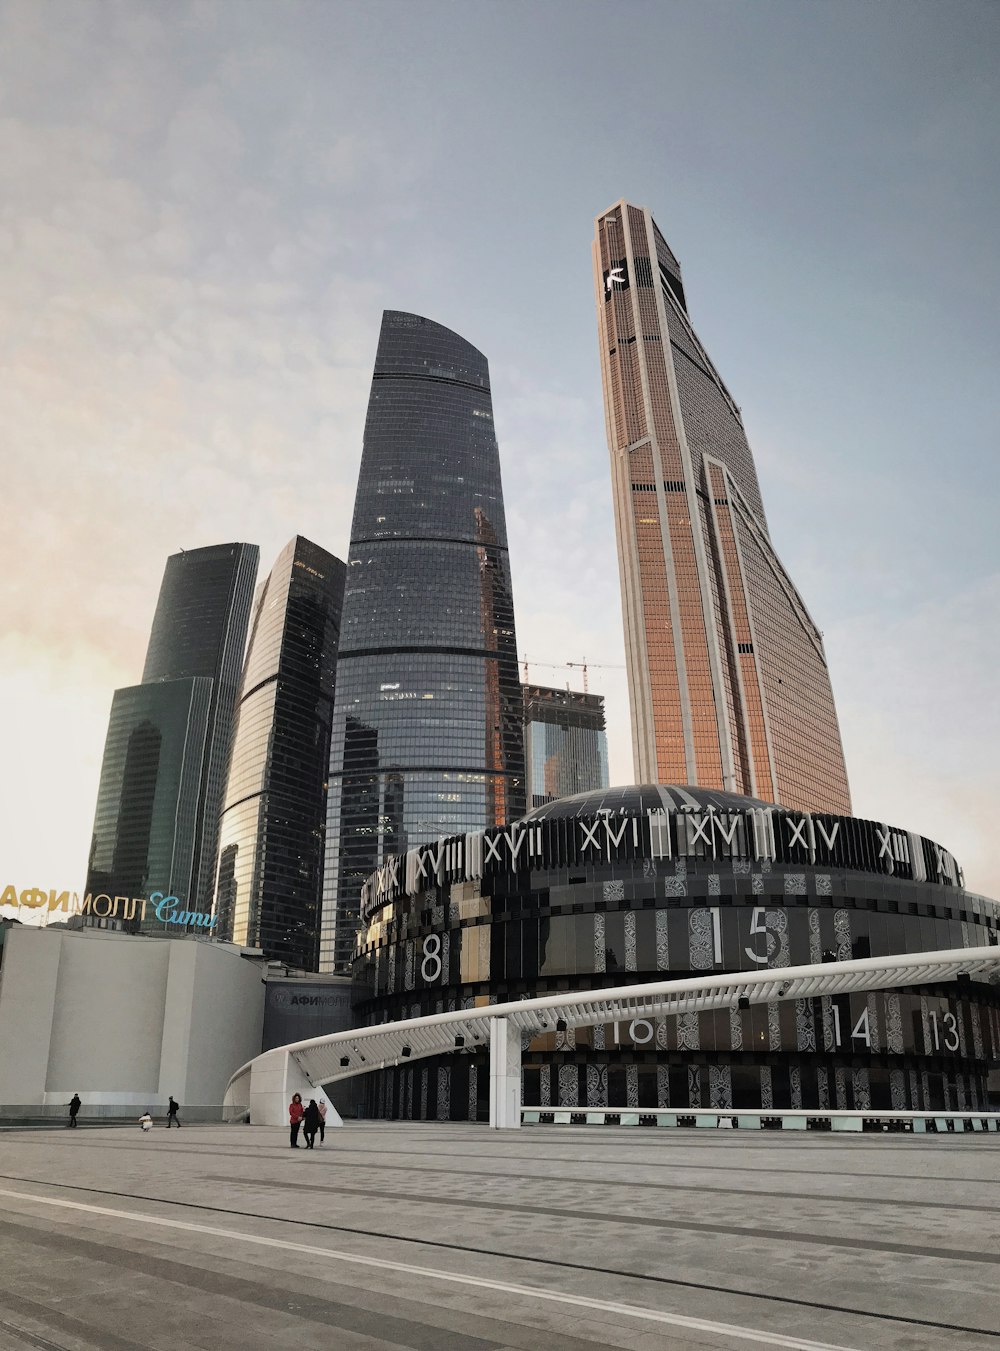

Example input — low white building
[0,924,265,1119]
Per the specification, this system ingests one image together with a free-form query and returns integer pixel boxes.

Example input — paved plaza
[0,1122,997,1350]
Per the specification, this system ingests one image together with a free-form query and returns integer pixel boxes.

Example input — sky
[2,0,999,912]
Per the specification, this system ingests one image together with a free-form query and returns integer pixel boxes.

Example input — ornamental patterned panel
[655,911,669,969]
[538,1064,550,1107]
[795,998,816,1052]
[834,1066,846,1110]
[890,1069,906,1110]
[558,1064,578,1106]
[689,909,715,969]
[767,999,781,1051]
[437,1067,450,1120]
[593,913,606,974]
[834,910,851,961]
[789,1064,802,1109]
[624,912,637,971]
[884,994,904,1054]
[760,1065,773,1110]
[816,1067,830,1109]
[677,1011,700,1049]
[971,1004,984,1059]
[767,908,790,966]
[657,1064,670,1107]
[866,993,881,1052]
[709,1065,732,1109]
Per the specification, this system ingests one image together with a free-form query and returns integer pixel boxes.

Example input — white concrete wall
[46,936,170,1095]
[0,928,265,1113]
[180,940,265,1106]
[0,928,61,1105]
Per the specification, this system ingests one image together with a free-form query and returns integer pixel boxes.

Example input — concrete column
[247,1048,342,1128]
[489,1016,522,1129]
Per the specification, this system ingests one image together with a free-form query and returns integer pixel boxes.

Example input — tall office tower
[86,542,258,927]
[85,680,213,911]
[214,537,346,969]
[593,202,851,814]
[523,684,609,809]
[320,311,525,972]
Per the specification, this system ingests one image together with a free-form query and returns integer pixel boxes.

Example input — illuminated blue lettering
[146,892,217,928]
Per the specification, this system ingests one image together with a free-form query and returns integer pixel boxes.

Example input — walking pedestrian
[317,1099,327,1144]
[289,1092,304,1148]
[167,1096,181,1128]
[67,1094,81,1128]
[302,1099,321,1149]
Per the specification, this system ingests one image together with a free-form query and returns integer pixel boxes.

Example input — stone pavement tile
[2,1124,999,1351]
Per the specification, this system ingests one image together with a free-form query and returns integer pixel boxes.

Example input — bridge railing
[522,1107,1000,1133]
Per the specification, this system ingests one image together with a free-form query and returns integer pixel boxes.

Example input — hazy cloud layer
[2,0,998,903]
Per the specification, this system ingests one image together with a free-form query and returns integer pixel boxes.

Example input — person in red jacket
[288,1093,304,1148]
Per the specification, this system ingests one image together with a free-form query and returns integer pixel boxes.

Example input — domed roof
[520,784,778,822]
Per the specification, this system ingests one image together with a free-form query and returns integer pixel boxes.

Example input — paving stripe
[0,1185,862,1351]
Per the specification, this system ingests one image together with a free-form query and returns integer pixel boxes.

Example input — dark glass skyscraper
[593,201,851,814]
[214,536,345,968]
[142,542,259,908]
[85,679,213,908]
[86,542,258,927]
[523,684,609,809]
[320,311,525,972]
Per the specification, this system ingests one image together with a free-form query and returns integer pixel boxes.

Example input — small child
[138,1112,154,1132]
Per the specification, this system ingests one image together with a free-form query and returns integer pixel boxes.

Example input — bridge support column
[489,1016,522,1129]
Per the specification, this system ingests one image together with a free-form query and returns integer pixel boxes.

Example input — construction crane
[520,655,625,694]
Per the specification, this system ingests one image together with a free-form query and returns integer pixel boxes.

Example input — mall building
[0,922,352,1121]
[351,785,1000,1119]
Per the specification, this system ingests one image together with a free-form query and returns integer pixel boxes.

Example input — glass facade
[141,542,259,908]
[214,537,345,969]
[321,311,525,972]
[352,786,1000,1119]
[593,203,851,814]
[85,679,213,908]
[523,684,609,808]
[85,542,258,931]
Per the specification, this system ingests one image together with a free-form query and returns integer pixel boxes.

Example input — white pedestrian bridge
[223,946,1000,1129]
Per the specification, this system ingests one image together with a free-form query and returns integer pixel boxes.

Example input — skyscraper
[523,684,609,808]
[320,311,525,972]
[85,679,213,910]
[142,542,259,908]
[86,542,258,927]
[214,536,345,968]
[593,201,850,814]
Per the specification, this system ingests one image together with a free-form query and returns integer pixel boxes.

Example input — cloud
[0,1,420,887]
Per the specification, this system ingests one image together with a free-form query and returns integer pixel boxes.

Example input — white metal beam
[223,946,1000,1128]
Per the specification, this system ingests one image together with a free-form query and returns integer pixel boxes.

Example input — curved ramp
[224,946,1000,1128]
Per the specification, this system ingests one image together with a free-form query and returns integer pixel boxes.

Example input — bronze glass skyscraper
[593,201,850,814]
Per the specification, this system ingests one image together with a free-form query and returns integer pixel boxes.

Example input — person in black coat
[67,1094,81,1128]
[302,1099,321,1149]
